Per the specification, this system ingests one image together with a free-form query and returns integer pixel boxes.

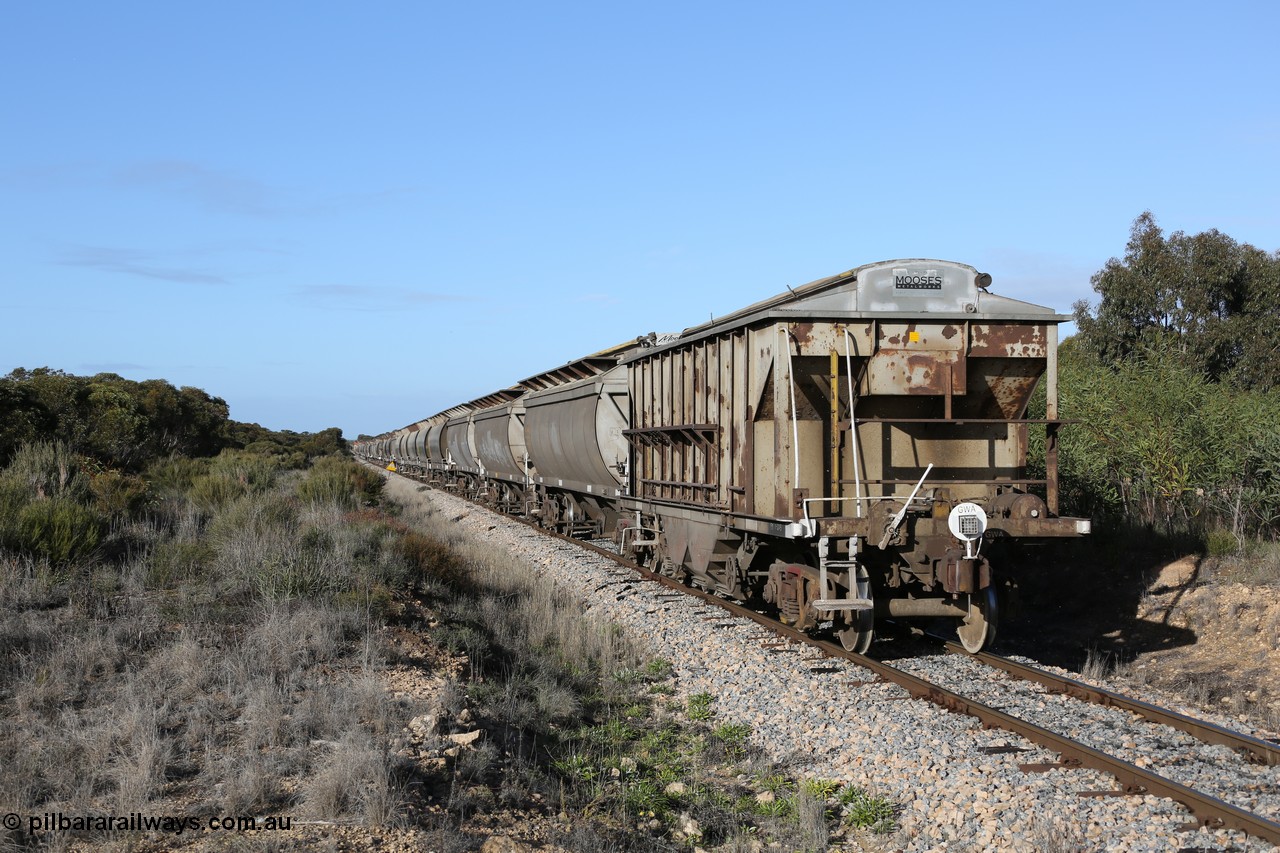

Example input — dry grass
[4,455,886,851]
[302,731,404,827]
[374,484,892,851]
[1204,539,1280,586]
[0,457,429,848]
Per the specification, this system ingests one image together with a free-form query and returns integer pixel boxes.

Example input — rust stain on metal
[970,323,1048,357]
[941,324,959,340]
[790,322,815,346]
[905,353,941,393]
[1012,424,1029,460]
[867,350,960,396]
[987,361,1041,418]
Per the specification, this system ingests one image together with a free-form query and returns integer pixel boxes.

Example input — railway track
[943,642,1280,768]
[567,535,1280,846]
[394,472,1280,848]
[518,525,1280,845]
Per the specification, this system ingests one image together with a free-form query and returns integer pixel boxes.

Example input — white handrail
[781,329,801,494]
[843,327,863,518]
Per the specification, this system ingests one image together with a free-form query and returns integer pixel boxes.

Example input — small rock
[665,781,687,795]
[447,729,482,746]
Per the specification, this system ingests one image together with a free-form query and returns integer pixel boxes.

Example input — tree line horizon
[3,211,1278,545]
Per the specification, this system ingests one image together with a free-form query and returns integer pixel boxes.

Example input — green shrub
[0,475,30,551]
[622,778,670,817]
[710,722,751,760]
[206,449,280,492]
[189,470,249,512]
[800,778,841,800]
[298,457,383,509]
[5,441,88,502]
[246,551,341,601]
[686,692,714,721]
[1205,528,1240,558]
[755,772,794,795]
[88,469,148,517]
[208,490,298,541]
[839,785,897,832]
[146,539,215,587]
[16,498,103,564]
[1034,346,1280,545]
[332,584,395,618]
[395,529,469,587]
[753,793,794,817]
[644,658,674,679]
[145,456,209,497]
[241,440,305,470]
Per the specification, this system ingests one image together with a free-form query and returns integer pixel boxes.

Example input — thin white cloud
[56,245,228,285]
[2,160,422,219]
[113,160,285,217]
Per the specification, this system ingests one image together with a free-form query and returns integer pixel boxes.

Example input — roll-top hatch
[634,259,1068,360]
[515,338,649,392]
[421,338,654,422]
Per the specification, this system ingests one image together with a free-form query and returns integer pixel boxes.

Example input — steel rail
[553,533,1280,844]
[849,646,1280,845]
[947,641,1280,767]
[384,470,1280,846]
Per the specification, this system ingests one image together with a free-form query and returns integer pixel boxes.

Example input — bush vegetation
[0,377,873,849]
[1033,213,1280,579]
[0,442,420,847]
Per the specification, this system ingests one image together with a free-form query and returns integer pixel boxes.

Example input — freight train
[355,259,1090,653]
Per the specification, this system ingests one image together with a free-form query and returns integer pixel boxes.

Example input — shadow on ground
[992,523,1203,671]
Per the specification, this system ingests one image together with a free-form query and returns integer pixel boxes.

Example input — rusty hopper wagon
[357,259,1089,653]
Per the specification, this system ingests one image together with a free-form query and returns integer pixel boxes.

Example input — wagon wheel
[836,564,874,654]
[956,585,998,653]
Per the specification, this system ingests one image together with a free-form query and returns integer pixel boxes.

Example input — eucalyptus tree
[1073,212,1280,390]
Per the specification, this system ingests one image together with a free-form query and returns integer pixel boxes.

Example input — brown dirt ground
[1120,557,1280,731]
[999,546,1280,738]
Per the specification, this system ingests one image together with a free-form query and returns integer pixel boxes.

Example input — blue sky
[3,1,1276,438]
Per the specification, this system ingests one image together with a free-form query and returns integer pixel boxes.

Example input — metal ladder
[813,536,873,612]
